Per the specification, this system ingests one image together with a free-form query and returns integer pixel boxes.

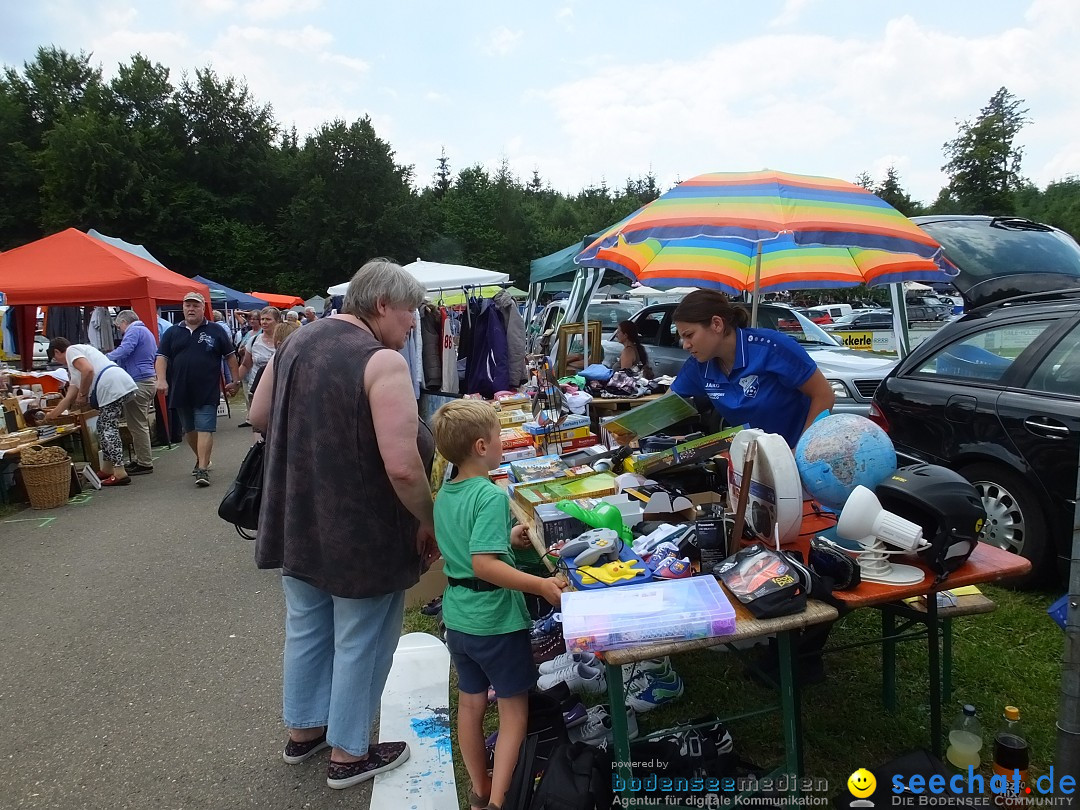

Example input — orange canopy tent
[0,227,209,368]
[248,291,305,309]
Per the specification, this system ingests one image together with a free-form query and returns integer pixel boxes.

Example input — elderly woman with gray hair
[250,258,436,790]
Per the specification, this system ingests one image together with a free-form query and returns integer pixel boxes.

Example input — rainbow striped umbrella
[574,170,951,296]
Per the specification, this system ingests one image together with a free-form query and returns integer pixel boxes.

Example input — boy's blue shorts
[445,628,536,698]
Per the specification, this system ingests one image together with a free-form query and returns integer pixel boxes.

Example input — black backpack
[502,689,571,810]
[529,741,613,810]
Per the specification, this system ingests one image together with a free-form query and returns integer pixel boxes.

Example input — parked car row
[872,215,1080,586]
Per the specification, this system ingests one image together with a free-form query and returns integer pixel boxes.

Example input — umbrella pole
[750,241,763,328]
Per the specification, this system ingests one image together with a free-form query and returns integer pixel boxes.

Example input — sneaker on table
[536,662,606,696]
[530,611,561,639]
[644,541,680,564]
[626,669,685,713]
[537,651,598,675]
[653,556,693,579]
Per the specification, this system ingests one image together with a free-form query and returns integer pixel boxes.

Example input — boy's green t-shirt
[434,476,531,636]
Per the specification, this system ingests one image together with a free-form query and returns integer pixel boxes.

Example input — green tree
[433,147,451,199]
[280,117,421,292]
[874,166,922,216]
[939,87,1029,214]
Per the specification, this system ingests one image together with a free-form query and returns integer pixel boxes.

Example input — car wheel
[958,462,1048,588]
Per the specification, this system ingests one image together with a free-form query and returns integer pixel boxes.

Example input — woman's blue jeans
[281,575,405,756]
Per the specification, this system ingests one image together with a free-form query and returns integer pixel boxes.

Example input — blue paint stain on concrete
[411,706,452,756]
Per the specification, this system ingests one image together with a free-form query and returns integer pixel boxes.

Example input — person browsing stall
[250,258,438,791]
[46,338,137,486]
[669,290,834,446]
[107,310,158,475]
[432,399,565,810]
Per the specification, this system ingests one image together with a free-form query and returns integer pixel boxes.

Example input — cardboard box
[642,490,725,522]
[502,446,537,463]
[534,503,589,545]
[513,472,619,515]
[405,558,446,609]
[501,427,532,450]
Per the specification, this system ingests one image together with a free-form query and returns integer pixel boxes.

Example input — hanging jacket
[464,300,510,398]
[492,290,527,386]
[420,306,442,390]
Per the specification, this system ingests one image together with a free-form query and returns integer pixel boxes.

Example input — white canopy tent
[327,260,509,296]
[626,284,698,299]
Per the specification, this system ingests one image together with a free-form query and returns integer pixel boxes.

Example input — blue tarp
[161,276,268,310]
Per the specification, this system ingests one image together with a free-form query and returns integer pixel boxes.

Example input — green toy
[556,499,633,543]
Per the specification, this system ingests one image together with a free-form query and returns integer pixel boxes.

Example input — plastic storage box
[561,576,737,653]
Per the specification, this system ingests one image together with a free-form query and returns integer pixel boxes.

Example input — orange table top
[831,541,1030,609]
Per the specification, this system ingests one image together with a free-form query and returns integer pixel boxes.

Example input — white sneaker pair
[535,662,607,695]
[537,651,598,676]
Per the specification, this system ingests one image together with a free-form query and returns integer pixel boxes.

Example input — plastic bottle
[946,704,983,769]
[992,706,1030,786]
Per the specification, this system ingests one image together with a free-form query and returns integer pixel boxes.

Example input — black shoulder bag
[218,440,265,539]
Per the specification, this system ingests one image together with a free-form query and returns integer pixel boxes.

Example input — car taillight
[868,401,890,433]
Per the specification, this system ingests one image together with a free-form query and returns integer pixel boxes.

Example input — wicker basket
[19,446,72,510]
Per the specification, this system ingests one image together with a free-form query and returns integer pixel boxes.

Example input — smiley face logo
[848,768,876,798]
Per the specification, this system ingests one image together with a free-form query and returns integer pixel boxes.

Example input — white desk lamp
[837,485,927,586]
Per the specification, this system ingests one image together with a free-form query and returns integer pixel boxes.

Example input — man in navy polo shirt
[156,292,242,487]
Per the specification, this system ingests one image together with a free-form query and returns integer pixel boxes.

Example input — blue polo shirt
[671,327,817,446]
[157,321,234,409]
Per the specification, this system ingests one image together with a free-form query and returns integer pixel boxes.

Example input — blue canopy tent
[160,276,268,310]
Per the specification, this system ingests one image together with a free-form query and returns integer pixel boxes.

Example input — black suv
[871,215,1080,585]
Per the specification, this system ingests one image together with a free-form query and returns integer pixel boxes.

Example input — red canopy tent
[248,291,305,309]
[0,228,210,367]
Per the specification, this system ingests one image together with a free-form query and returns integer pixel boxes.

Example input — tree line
[2,47,1077,298]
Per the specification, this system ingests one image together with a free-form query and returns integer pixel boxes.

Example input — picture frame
[554,321,603,378]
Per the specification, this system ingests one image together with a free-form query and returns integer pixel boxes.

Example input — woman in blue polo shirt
[670,290,834,446]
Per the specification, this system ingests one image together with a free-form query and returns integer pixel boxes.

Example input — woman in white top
[45,337,138,486]
[239,306,281,395]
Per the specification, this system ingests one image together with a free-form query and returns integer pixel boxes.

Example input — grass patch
[404,582,1064,799]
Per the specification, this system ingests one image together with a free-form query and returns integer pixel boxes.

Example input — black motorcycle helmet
[874,463,987,579]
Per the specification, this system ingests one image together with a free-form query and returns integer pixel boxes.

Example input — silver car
[602,302,897,414]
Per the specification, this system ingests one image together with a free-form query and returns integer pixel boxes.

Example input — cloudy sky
[4,0,1078,204]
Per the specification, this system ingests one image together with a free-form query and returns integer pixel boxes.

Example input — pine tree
[940,87,1029,214]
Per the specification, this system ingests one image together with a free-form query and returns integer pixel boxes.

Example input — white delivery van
[807,304,853,320]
